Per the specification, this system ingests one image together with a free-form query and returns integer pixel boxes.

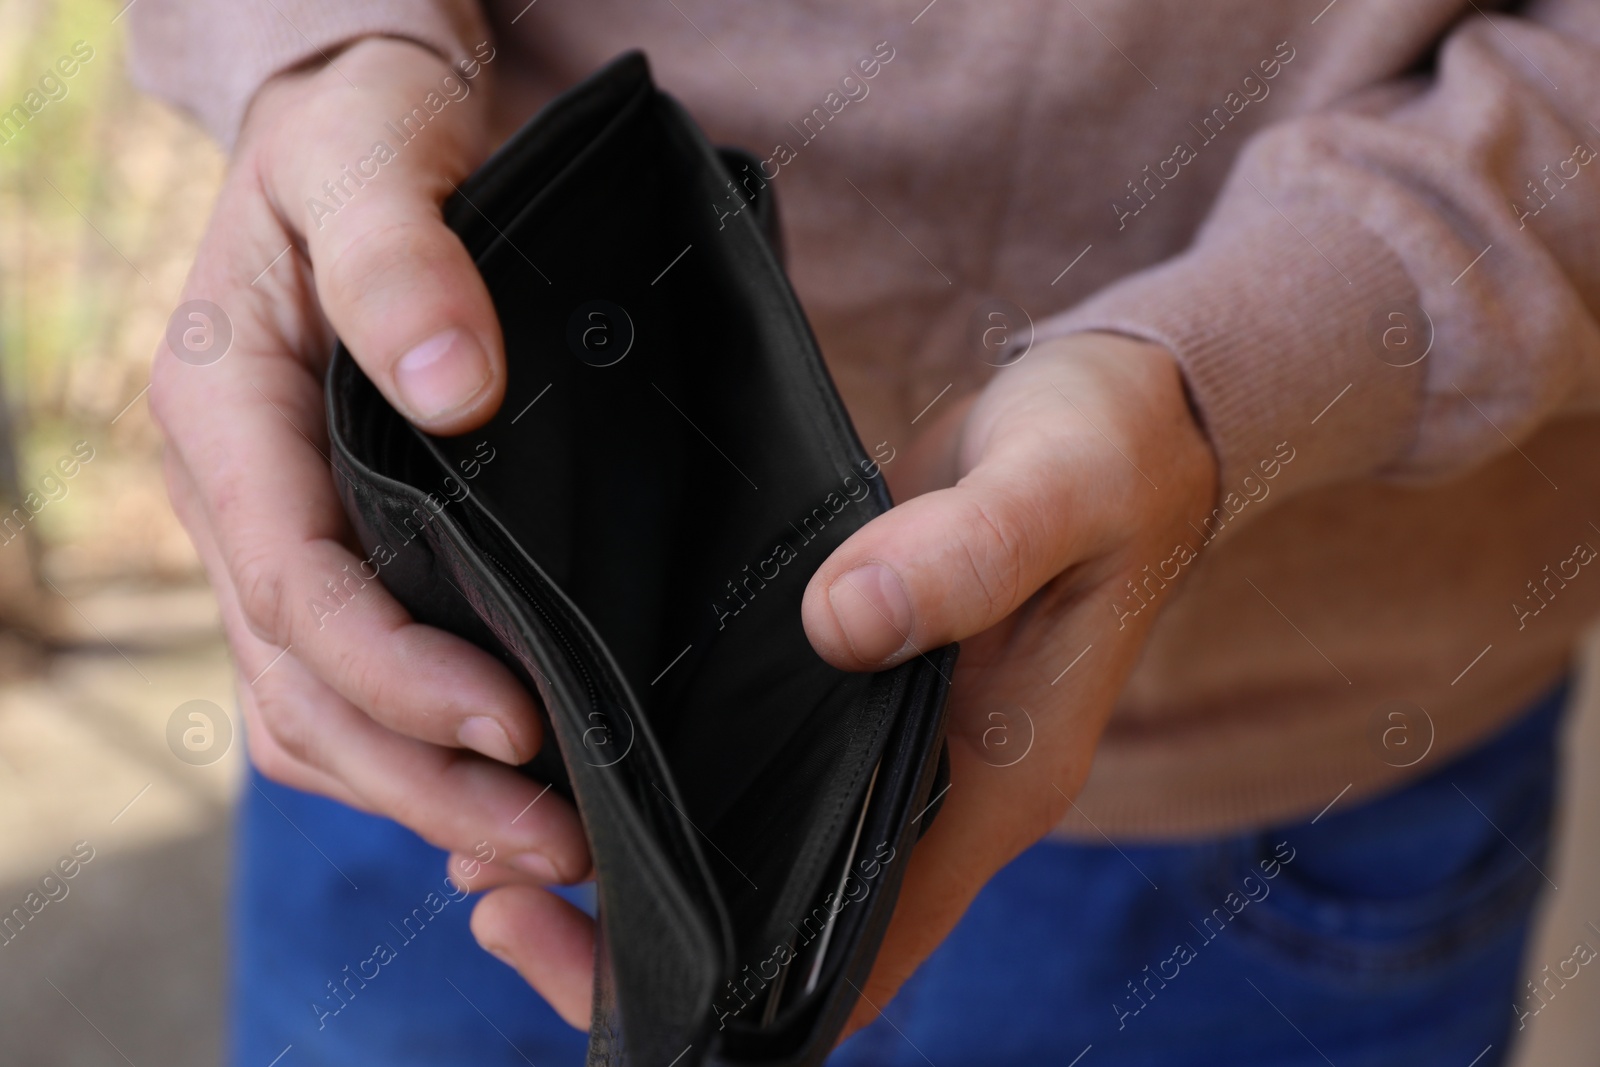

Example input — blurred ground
[0,587,237,1067]
[0,2,1597,1065]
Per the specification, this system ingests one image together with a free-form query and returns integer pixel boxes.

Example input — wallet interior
[327,54,940,1058]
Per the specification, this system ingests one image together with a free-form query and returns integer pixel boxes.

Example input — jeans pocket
[1180,757,1555,991]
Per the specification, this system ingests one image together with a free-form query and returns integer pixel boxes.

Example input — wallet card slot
[329,348,733,966]
[435,471,727,908]
[719,647,957,1060]
[330,363,740,1064]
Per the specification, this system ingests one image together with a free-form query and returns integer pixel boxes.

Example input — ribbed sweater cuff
[1036,217,1426,530]
[127,0,488,148]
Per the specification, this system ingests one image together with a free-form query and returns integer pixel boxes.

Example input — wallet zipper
[479,548,605,714]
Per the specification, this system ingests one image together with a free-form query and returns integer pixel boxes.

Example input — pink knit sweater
[129,0,1600,838]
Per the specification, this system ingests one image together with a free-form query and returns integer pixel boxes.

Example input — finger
[168,452,587,878]
[447,851,526,894]
[264,41,504,434]
[806,337,1207,671]
[160,425,541,764]
[253,646,590,882]
[471,886,596,1029]
[803,437,1089,670]
[446,852,596,895]
[304,175,504,434]
[165,450,369,810]
[235,682,370,810]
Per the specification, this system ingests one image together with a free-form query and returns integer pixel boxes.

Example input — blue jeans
[230,683,1565,1066]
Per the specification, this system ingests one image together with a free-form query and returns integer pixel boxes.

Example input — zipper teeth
[477,545,685,843]
[391,423,717,903]
[480,549,603,712]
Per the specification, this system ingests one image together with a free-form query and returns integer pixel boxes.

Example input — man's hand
[807,332,1218,1033]
[469,332,1219,1033]
[153,39,590,887]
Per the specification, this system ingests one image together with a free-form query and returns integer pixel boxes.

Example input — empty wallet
[325,51,957,1067]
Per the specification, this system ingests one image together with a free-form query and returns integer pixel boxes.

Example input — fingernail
[511,852,562,882]
[480,939,516,967]
[458,716,519,764]
[828,563,913,665]
[394,328,490,421]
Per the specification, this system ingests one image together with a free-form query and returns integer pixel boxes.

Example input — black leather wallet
[326,52,956,1067]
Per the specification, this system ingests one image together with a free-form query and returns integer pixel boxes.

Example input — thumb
[308,177,504,433]
[803,446,1086,671]
[263,39,504,434]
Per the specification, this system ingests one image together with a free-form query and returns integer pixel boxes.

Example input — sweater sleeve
[125,0,490,148]
[1038,0,1600,519]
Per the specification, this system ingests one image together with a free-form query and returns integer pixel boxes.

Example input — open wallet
[325,51,958,1067]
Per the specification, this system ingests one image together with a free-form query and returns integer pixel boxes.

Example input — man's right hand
[152,37,591,886]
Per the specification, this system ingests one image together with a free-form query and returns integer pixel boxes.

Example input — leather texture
[325,52,956,1067]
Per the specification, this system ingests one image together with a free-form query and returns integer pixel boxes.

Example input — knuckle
[334,641,406,727]
[232,549,292,645]
[367,781,446,848]
[319,218,450,324]
[248,737,299,786]
[961,495,1026,618]
[255,687,319,769]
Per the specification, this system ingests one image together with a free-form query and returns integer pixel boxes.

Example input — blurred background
[0,1,1597,1064]
[0,0,239,1062]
